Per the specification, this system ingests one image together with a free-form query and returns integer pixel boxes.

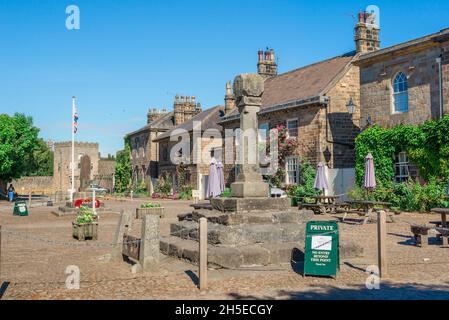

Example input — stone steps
[159,236,364,269]
[170,220,307,245]
[187,209,314,226]
[159,236,302,269]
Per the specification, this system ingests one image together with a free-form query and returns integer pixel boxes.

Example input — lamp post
[346,97,356,115]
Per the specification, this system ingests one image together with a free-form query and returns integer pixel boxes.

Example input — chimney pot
[186,96,190,103]
[181,96,185,102]
[258,50,263,62]
[192,96,196,103]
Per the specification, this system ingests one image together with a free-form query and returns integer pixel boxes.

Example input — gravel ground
[1,198,449,300]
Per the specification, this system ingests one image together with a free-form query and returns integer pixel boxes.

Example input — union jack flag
[74,110,79,134]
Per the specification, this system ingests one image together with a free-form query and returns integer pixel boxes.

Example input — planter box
[72,222,98,241]
[136,207,165,219]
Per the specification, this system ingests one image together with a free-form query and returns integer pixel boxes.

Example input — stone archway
[79,155,91,191]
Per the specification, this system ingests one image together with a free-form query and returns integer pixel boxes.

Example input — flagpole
[71,96,76,203]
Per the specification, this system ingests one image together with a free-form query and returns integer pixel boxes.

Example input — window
[395,152,410,183]
[393,72,409,113]
[259,123,269,143]
[286,157,299,184]
[287,119,298,138]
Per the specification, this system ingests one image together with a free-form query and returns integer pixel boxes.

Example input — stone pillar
[111,210,133,261]
[230,73,269,198]
[139,214,160,271]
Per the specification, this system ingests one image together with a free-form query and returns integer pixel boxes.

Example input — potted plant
[136,202,165,219]
[72,205,98,241]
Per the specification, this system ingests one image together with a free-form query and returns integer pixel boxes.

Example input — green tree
[114,138,132,193]
[25,138,54,176]
[0,113,41,190]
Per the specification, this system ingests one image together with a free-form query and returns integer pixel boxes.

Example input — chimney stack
[224,81,236,115]
[257,48,278,79]
[355,10,380,53]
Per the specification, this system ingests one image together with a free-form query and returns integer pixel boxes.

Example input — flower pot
[72,222,98,241]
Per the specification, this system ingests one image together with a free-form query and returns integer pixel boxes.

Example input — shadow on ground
[227,281,449,300]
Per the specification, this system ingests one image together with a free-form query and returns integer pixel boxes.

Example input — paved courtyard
[1,198,449,300]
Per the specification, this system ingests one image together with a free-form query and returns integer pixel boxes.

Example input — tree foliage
[25,138,54,176]
[114,138,133,193]
[0,113,41,184]
[355,115,449,187]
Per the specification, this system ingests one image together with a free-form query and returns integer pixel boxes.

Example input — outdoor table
[430,208,449,228]
[345,200,392,225]
[299,195,345,215]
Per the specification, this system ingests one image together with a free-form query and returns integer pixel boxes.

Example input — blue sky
[1,0,448,156]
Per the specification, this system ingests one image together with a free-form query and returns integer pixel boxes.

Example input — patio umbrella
[314,162,329,194]
[364,153,376,190]
[217,161,225,194]
[206,158,221,199]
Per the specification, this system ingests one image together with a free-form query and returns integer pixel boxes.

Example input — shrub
[76,206,96,224]
[221,187,232,198]
[179,185,193,200]
[140,202,161,208]
[154,177,172,197]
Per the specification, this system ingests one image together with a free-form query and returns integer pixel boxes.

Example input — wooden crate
[72,222,98,241]
[135,207,165,219]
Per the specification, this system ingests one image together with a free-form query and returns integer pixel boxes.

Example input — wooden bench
[435,227,449,246]
[410,224,432,248]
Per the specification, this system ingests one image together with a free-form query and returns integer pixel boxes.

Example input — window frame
[392,72,409,114]
[286,118,299,138]
[394,151,410,183]
[285,156,300,185]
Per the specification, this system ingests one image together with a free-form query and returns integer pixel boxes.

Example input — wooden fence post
[199,217,208,290]
[377,210,387,278]
[28,193,32,208]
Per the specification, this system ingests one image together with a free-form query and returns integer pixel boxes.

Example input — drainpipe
[436,56,444,119]
[323,97,356,149]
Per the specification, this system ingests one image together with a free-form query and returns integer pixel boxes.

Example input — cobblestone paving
[1,199,449,300]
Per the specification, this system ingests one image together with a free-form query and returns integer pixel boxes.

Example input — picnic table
[299,195,350,215]
[345,200,393,225]
[430,208,449,228]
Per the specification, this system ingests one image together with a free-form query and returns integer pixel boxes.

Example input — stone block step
[159,236,364,269]
[170,220,307,245]
[159,236,302,269]
[190,209,314,226]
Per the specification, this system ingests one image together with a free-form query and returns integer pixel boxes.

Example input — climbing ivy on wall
[355,115,449,187]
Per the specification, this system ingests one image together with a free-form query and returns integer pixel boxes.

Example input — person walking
[8,184,15,202]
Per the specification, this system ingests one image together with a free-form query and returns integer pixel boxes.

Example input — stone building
[14,141,116,194]
[355,27,449,182]
[126,96,202,193]
[153,105,224,199]
[219,43,362,196]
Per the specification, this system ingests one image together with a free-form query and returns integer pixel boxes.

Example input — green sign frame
[304,220,339,278]
[13,201,29,217]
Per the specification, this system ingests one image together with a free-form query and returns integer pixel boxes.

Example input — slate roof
[126,111,175,137]
[221,52,356,120]
[153,105,224,142]
[356,27,449,63]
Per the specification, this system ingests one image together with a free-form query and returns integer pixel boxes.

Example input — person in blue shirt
[8,184,15,202]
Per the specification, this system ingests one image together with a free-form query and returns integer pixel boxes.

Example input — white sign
[192,190,200,198]
[311,235,332,251]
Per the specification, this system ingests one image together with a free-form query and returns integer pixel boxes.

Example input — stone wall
[359,44,443,128]
[13,176,55,194]
[325,63,361,168]
[441,40,449,115]
[53,142,100,193]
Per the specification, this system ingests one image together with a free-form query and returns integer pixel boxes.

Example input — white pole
[92,189,97,218]
[71,96,76,203]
